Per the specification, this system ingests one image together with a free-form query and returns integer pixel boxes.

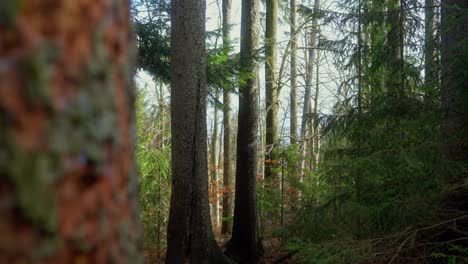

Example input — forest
[0,0,467,263]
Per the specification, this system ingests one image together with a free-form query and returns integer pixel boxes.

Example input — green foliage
[136,90,171,249]
[432,244,468,264]
[286,239,367,264]
[133,0,240,102]
[206,41,240,103]
[132,0,171,82]
[276,1,468,263]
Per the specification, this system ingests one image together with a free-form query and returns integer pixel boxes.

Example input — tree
[385,0,404,99]
[440,0,468,186]
[265,0,279,182]
[0,0,141,262]
[225,0,264,260]
[133,0,171,82]
[424,0,438,103]
[211,93,220,230]
[166,0,229,262]
[300,0,321,179]
[221,0,234,235]
[290,0,298,144]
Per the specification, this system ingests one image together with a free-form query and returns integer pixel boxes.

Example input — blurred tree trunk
[440,0,468,186]
[221,0,234,236]
[225,0,264,260]
[166,0,229,262]
[0,0,141,262]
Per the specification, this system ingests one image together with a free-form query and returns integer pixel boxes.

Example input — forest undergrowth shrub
[279,97,468,263]
[136,91,171,251]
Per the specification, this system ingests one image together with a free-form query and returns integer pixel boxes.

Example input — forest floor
[143,237,298,263]
[261,238,299,264]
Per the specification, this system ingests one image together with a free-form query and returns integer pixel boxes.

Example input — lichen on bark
[0,0,141,262]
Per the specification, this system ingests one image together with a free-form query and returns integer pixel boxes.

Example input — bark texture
[166,0,228,262]
[225,0,264,261]
[0,0,141,262]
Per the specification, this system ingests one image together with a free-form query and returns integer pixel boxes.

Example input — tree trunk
[440,0,468,186]
[225,0,264,260]
[386,0,404,99]
[166,0,229,262]
[290,0,298,144]
[312,48,320,172]
[0,0,141,262]
[221,0,234,236]
[424,0,438,103]
[300,0,320,180]
[355,0,364,238]
[265,0,279,182]
[211,93,220,231]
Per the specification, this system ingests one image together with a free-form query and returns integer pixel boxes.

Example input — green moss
[99,212,110,239]
[31,237,63,261]
[48,84,119,165]
[73,227,93,253]
[87,26,110,77]
[21,44,58,106]
[119,220,141,263]
[0,0,21,27]
[119,221,133,254]
[8,148,58,232]
[109,246,121,264]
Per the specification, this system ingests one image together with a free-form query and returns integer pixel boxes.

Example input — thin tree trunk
[166,0,229,262]
[225,0,264,260]
[258,70,265,181]
[299,0,320,180]
[0,0,141,262]
[290,0,298,144]
[356,0,364,238]
[312,47,320,172]
[211,94,220,231]
[265,0,279,182]
[424,0,437,103]
[386,0,404,100]
[221,0,234,236]
[257,69,266,237]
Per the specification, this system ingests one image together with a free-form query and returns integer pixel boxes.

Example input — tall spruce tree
[166,0,229,262]
[221,0,234,235]
[225,0,264,260]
